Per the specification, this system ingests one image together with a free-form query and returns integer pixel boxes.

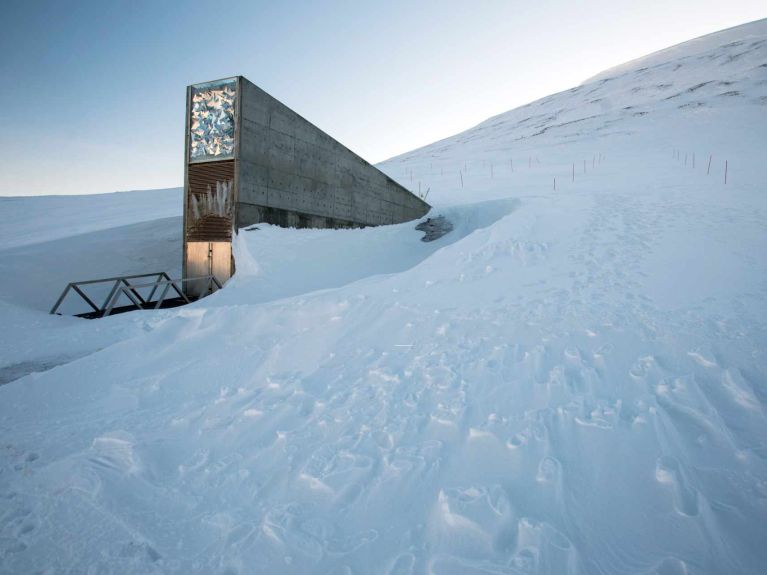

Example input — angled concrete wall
[183,75,430,296]
[236,77,430,229]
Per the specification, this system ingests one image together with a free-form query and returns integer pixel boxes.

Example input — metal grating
[50,272,223,319]
[186,159,235,241]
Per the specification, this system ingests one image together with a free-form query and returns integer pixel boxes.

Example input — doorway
[185,241,231,298]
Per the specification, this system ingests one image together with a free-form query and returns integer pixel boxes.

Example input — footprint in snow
[536,456,562,484]
[430,484,515,558]
[649,557,689,575]
[510,518,577,574]
[387,553,416,575]
[687,351,718,369]
[655,456,699,516]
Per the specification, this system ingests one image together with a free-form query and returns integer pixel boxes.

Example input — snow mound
[0,187,181,250]
[1,19,767,575]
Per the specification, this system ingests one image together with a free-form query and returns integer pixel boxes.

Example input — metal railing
[50,272,223,318]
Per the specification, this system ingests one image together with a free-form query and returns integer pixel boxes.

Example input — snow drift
[1,19,767,575]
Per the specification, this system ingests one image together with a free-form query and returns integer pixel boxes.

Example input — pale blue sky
[0,0,764,195]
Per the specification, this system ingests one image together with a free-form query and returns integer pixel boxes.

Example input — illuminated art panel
[189,78,236,162]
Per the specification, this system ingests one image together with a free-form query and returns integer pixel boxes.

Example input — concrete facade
[183,76,430,295]
[235,77,429,230]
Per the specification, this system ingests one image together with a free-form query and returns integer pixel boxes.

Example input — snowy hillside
[0,188,182,385]
[378,18,767,203]
[1,19,767,575]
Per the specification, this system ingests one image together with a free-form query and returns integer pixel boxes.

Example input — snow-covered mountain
[1,19,766,575]
[378,18,767,203]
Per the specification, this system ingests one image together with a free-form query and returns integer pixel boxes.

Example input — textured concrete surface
[236,77,429,229]
[182,76,430,293]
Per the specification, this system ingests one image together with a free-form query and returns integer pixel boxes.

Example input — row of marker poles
[561,152,604,189]
[673,149,728,184]
[410,151,603,193]
[457,155,537,188]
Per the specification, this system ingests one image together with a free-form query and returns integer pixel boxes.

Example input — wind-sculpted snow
[1,18,767,575]
[0,187,181,250]
[217,199,518,308]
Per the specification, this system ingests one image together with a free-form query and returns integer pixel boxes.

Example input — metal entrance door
[185,241,231,298]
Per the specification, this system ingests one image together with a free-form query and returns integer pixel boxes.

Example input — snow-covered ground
[0,189,183,386]
[1,19,767,575]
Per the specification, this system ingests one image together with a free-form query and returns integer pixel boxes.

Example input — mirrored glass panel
[189,78,236,162]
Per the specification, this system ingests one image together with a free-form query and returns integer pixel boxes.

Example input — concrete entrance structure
[183,76,430,296]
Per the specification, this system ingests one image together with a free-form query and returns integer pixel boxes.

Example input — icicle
[192,180,232,221]
[191,194,201,221]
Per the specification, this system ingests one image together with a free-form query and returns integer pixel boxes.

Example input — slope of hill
[1,19,766,575]
[0,188,182,250]
[0,188,183,385]
[377,18,767,206]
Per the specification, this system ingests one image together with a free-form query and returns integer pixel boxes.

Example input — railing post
[104,287,122,317]
[50,284,73,315]
[172,279,190,303]
[71,284,101,313]
[154,282,172,309]
[100,279,122,312]
[146,273,164,303]
[122,278,147,306]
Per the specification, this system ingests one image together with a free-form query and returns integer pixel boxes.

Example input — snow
[0,189,183,385]
[0,188,181,250]
[1,18,767,575]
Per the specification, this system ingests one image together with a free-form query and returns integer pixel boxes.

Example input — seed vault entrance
[185,242,232,298]
[182,75,431,298]
[183,79,237,298]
